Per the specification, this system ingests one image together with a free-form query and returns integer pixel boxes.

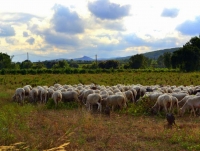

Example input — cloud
[51,4,84,34]
[26,37,35,45]
[0,12,42,23]
[88,0,131,20]
[124,34,179,50]
[23,31,29,37]
[0,24,15,36]
[176,16,200,35]
[124,34,146,46]
[161,8,179,18]
[5,37,18,44]
[42,29,79,47]
[103,20,126,31]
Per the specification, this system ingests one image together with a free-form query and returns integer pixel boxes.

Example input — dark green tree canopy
[0,52,12,69]
[128,54,148,69]
[98,60,119,69]
[20,60,33,69]
[171,35,200,72]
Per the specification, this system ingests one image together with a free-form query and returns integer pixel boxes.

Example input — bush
[122,96,156,116]
[20,69,27,75]
[46,98,79,110]
[79,69,87,74]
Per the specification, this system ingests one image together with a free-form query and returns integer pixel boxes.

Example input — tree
[128,54,148,69]
[20,60,33,69]
[163,52,172,68]
[157,55,165,68]
[52,60,69,69]
[171,45,200,72]
[171,35,200,72]
[0,52,12,69]
[98,60,119,69]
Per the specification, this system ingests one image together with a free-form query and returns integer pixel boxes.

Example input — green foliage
[98,60,119,69]
[123,96,155,116]
[171,35,200,72]
[163,52,172,68]
[20,60,33,69]
[128,54,149,69]
[46,98,78,110]
[0,53,12,69]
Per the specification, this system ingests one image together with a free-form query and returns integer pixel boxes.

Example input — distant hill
[114,47,181,60]
[44,47,181,63]
[73,56,94,61]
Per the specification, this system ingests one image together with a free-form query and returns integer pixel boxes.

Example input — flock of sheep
[12,83,200,116]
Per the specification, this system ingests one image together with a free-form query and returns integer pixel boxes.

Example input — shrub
[46,98,79,110]
[79,69,87,74]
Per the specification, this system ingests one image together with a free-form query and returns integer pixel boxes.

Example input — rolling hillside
[114,47,181,60]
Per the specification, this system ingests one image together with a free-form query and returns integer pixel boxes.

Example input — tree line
[0,35,200,72]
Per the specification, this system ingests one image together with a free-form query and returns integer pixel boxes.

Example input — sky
[0,0,200,62]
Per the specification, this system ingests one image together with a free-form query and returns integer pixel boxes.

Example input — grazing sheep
[12,88,25,105]
[61,91,81,104]
[85,93,102,112]
[79,89,94,104]
[178,95,195,108]
[23,85,31,98]
[171,92,188,102]
[171,96,179,114]
[52,91,62,107]
[103,95,127,111]
[151,94,172,114]
[29,88,39,104]
[179,96,200,117]
[47,89,54,101]
[41,88,48,104]
[124,90,135,103]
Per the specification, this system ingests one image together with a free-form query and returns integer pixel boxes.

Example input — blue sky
[0,0,200,62]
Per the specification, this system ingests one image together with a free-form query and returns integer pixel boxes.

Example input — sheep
[178,95,195,108]
[138,92,162,103]
[12,88,25,105]
[23,85,31,98]
[79,89,94,104]
[151,94,172,114]
[103,94,127,111]
[47,88,54,101]
[85,93,102,112]
[61,91,81,104]
[179,96,200,117]
[41,88,48,104]
[124,90,135,103]
[171,96,179,114]
[52,91,62,107]
[171,92,188,102]
[29,88,39,104]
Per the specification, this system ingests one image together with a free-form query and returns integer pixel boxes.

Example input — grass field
[0,72,200,150]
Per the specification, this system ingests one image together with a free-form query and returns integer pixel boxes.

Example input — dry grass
[0,73,200,150]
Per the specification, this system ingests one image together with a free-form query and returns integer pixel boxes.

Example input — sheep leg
[97,102,102,112]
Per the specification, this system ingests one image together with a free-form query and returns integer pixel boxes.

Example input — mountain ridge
[48,47,181,62]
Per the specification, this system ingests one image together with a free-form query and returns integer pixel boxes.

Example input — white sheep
[85,93,102,112]
[103,94,127,111]
[151,93,172,114]
[12,88,25,105]
[29,88,38,103]
[23,85,31,97]
[179,96,200,117]
[61,91,81,104]
[52,91,62,107]
[124,90,135,103]
[41,88,48,104]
